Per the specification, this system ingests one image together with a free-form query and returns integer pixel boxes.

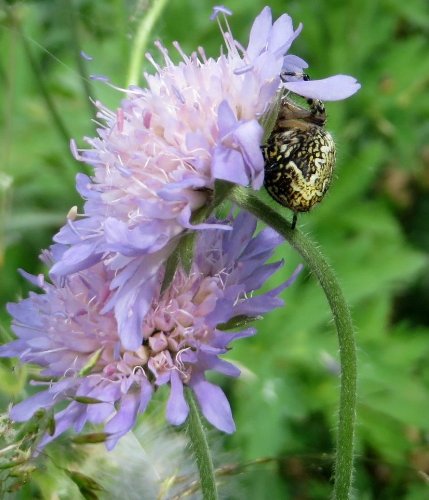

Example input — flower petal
[247,7,273,60]
[191,378,235,433]
[283,75,361,101]
[166,370,189,425]
[105,393,141,450]
[10,391,56,422]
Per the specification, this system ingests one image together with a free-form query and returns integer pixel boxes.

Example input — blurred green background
[1,0,429,498]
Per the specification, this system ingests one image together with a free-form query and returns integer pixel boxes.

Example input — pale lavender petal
[166,370,189,425]
[231,120,265,187]
[211,147,249,185]
[38,404,86,449]
[75,173,99,199]
[10,391,56,421]
[18,269,45,288]
[191,378,235,433]
[247,7,272,60]
[217,99,238,135]
[0,340,24,357]
[222,211,257,261]
[282,54,308,73]
[205,297,234,326]
[283,75,361,101]
[268,263,304,295]
[103,218,171,256]
[105,393,140,450]
[239,260,284,291]
[212,328,256,348]
[85,382,122,423]
[198,352,241,377]
[157,177,208,201]
[138,381,153,412]
[50,242,102,278]
[268,14,294,54]
[282,22,303,55]
[80,50,93,61]
[232,295,284,316]
[7,301,43,329]
[113,271,159,350]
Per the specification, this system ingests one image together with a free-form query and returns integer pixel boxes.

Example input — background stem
[126,0,170,87]
[229,186,357,500]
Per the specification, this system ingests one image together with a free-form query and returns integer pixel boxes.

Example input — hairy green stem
[229,186,356,500]
[186,389,218,500]
[126,0,170,87]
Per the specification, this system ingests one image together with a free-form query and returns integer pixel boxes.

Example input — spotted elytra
[262,72,336,229]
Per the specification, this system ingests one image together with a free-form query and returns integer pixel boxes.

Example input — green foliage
[1,0,428,498]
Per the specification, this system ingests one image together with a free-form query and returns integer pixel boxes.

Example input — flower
[50,6,359,351]
[1,212,301,449]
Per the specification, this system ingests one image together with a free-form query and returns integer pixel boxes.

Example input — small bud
[72,432,110,444]
[0,457,26,470]
[78,348,103,377]
[67,470,103,497]
[71,396,104,405]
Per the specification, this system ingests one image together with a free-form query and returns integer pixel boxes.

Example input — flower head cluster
[3,6,360,448]
[1,212,299,449]
[51,6,359,346]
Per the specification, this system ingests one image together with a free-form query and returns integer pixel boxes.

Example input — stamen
[197,46,208,63]
[80,50,93,61]
[210,6,233,21]
[146,51,161,71]
[172,41,189,63]
[154,40,173,66]
[90,74,110,83]
[132,365,147,377]
[70,139,82,161]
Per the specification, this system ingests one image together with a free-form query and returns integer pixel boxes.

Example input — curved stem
[229,186,356,500]
[185,388,218,500]
[126,0,170,87]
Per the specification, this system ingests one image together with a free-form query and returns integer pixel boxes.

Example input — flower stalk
[228,185,357,500]
[186,389,218,500]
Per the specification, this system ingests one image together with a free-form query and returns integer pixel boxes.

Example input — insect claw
[291,213,298,230]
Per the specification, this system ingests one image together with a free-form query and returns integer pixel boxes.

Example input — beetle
[263,72,336,229]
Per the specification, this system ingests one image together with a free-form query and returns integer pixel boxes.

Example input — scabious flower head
[49,6,359,348]
[1,212,301,449]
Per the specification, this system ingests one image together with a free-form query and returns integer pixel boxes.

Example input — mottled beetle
[262,72,336,229]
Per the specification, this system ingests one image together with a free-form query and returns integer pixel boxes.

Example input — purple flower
[1,212,301,449]
[50,6,359,352]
